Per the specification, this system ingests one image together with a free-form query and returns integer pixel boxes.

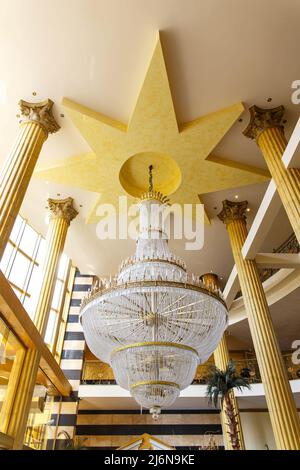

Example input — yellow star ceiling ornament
[35,35,269,223]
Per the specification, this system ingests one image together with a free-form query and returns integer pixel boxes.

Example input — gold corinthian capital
[48,197,78,225]
[18,98,60,136]
[217,200,248,226]
[243,105,285,141]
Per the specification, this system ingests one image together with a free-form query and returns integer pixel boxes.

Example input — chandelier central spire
[80,171,228,419]
[148,164,153,192]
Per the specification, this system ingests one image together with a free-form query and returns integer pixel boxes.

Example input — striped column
[218,200,300,450]
[0,99,59,259]
[243,105,300,244]
[47,272,94,450]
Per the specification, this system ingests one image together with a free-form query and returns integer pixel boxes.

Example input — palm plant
[56,431,87,450]
[206,360,250,450]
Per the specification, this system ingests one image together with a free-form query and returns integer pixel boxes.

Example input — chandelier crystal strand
[80,168,228,418]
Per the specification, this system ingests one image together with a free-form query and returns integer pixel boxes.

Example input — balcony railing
[259,233,299,283]
[80,353,300,386]
[234,233,299,299]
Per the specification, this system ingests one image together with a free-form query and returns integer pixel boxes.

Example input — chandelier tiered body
[80,190,228,418]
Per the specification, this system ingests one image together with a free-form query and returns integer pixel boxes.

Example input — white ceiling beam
[228,268,300,325]
[223,265,239,309]
[255,253,300,269]
[282,118,300,169]
[242,180,281,260]
[224,119,300,309]
[242,118,300,260]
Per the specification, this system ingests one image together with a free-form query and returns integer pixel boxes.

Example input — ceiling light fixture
[80,167,227,419]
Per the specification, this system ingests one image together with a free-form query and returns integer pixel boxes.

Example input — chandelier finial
[140,165,170,204]
[148,164,153,192]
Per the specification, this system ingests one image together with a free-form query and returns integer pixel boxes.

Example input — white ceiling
[0,0,299,282]
[229,286,300,351]
[78,391,300,411]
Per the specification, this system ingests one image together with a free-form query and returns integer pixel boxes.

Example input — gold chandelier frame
[80,279,227,311]
[111,341,199,359]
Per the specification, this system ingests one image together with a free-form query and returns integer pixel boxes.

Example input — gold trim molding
[243,105,285,141]
[218,199,248,225]
[130,380,180,390]
[80,279,227,311]
[111,341,199,358]
[19,99,60,135]
[48,197,78,225]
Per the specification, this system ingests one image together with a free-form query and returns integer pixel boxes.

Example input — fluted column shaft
[0,99,59,259]
[214,335,245,450]
[6,349,40,448]
[258,128,300,243]
[34,216,69,335]
[221,202,300,449]
[6,198,77,449]
[243,105,300,244]
[0,123,45,258]
[200,273,245,450]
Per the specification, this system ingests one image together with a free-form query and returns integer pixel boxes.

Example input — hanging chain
[148,164,153,192]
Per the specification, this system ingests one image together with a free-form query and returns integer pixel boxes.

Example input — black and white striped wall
[75,409,224,449]
[47,271,94,450]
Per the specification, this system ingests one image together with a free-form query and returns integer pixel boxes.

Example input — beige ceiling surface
[0,0,299,280]
[228,287,300,352]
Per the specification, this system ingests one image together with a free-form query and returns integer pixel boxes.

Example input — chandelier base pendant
[80,166,228,418]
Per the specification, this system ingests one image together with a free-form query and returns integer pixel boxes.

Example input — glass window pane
[23,263,43,318]
[12,286,22,299]
[44,310,57,345]
[0,241,14,274]
[24,392,54,449]
[23,294,35,318]
[25,264,43,315]
[57,254,69,280]
[62,292,71,322]
[8,251,30,289]
[36,238,45,265]
[51,280,64,310]
[27,264,43,294]
[55,322,66,361]
[10,215,24,243]
[0,317,24,409]
[19,224,38,258]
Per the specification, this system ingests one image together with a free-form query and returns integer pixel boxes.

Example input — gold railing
[260,233,299,283]
[81,353,300,385]
[235,233,299,299]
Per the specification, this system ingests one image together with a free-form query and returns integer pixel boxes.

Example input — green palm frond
[206,360,251,408]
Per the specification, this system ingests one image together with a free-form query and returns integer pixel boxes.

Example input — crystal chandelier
[80,166,228,419]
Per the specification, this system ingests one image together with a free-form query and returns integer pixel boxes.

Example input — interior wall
[47,271,94,449]
[75,409,224,449]
[240,412,276,450]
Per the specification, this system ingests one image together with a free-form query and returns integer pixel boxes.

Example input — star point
[35,35,269,224]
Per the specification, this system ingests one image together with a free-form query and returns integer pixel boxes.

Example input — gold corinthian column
[243,105,300,244]
[34,197,78,335]
[201,273,245,450]
[0,99,60,259]
[218,200,300,450]
[6,198,77,449]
